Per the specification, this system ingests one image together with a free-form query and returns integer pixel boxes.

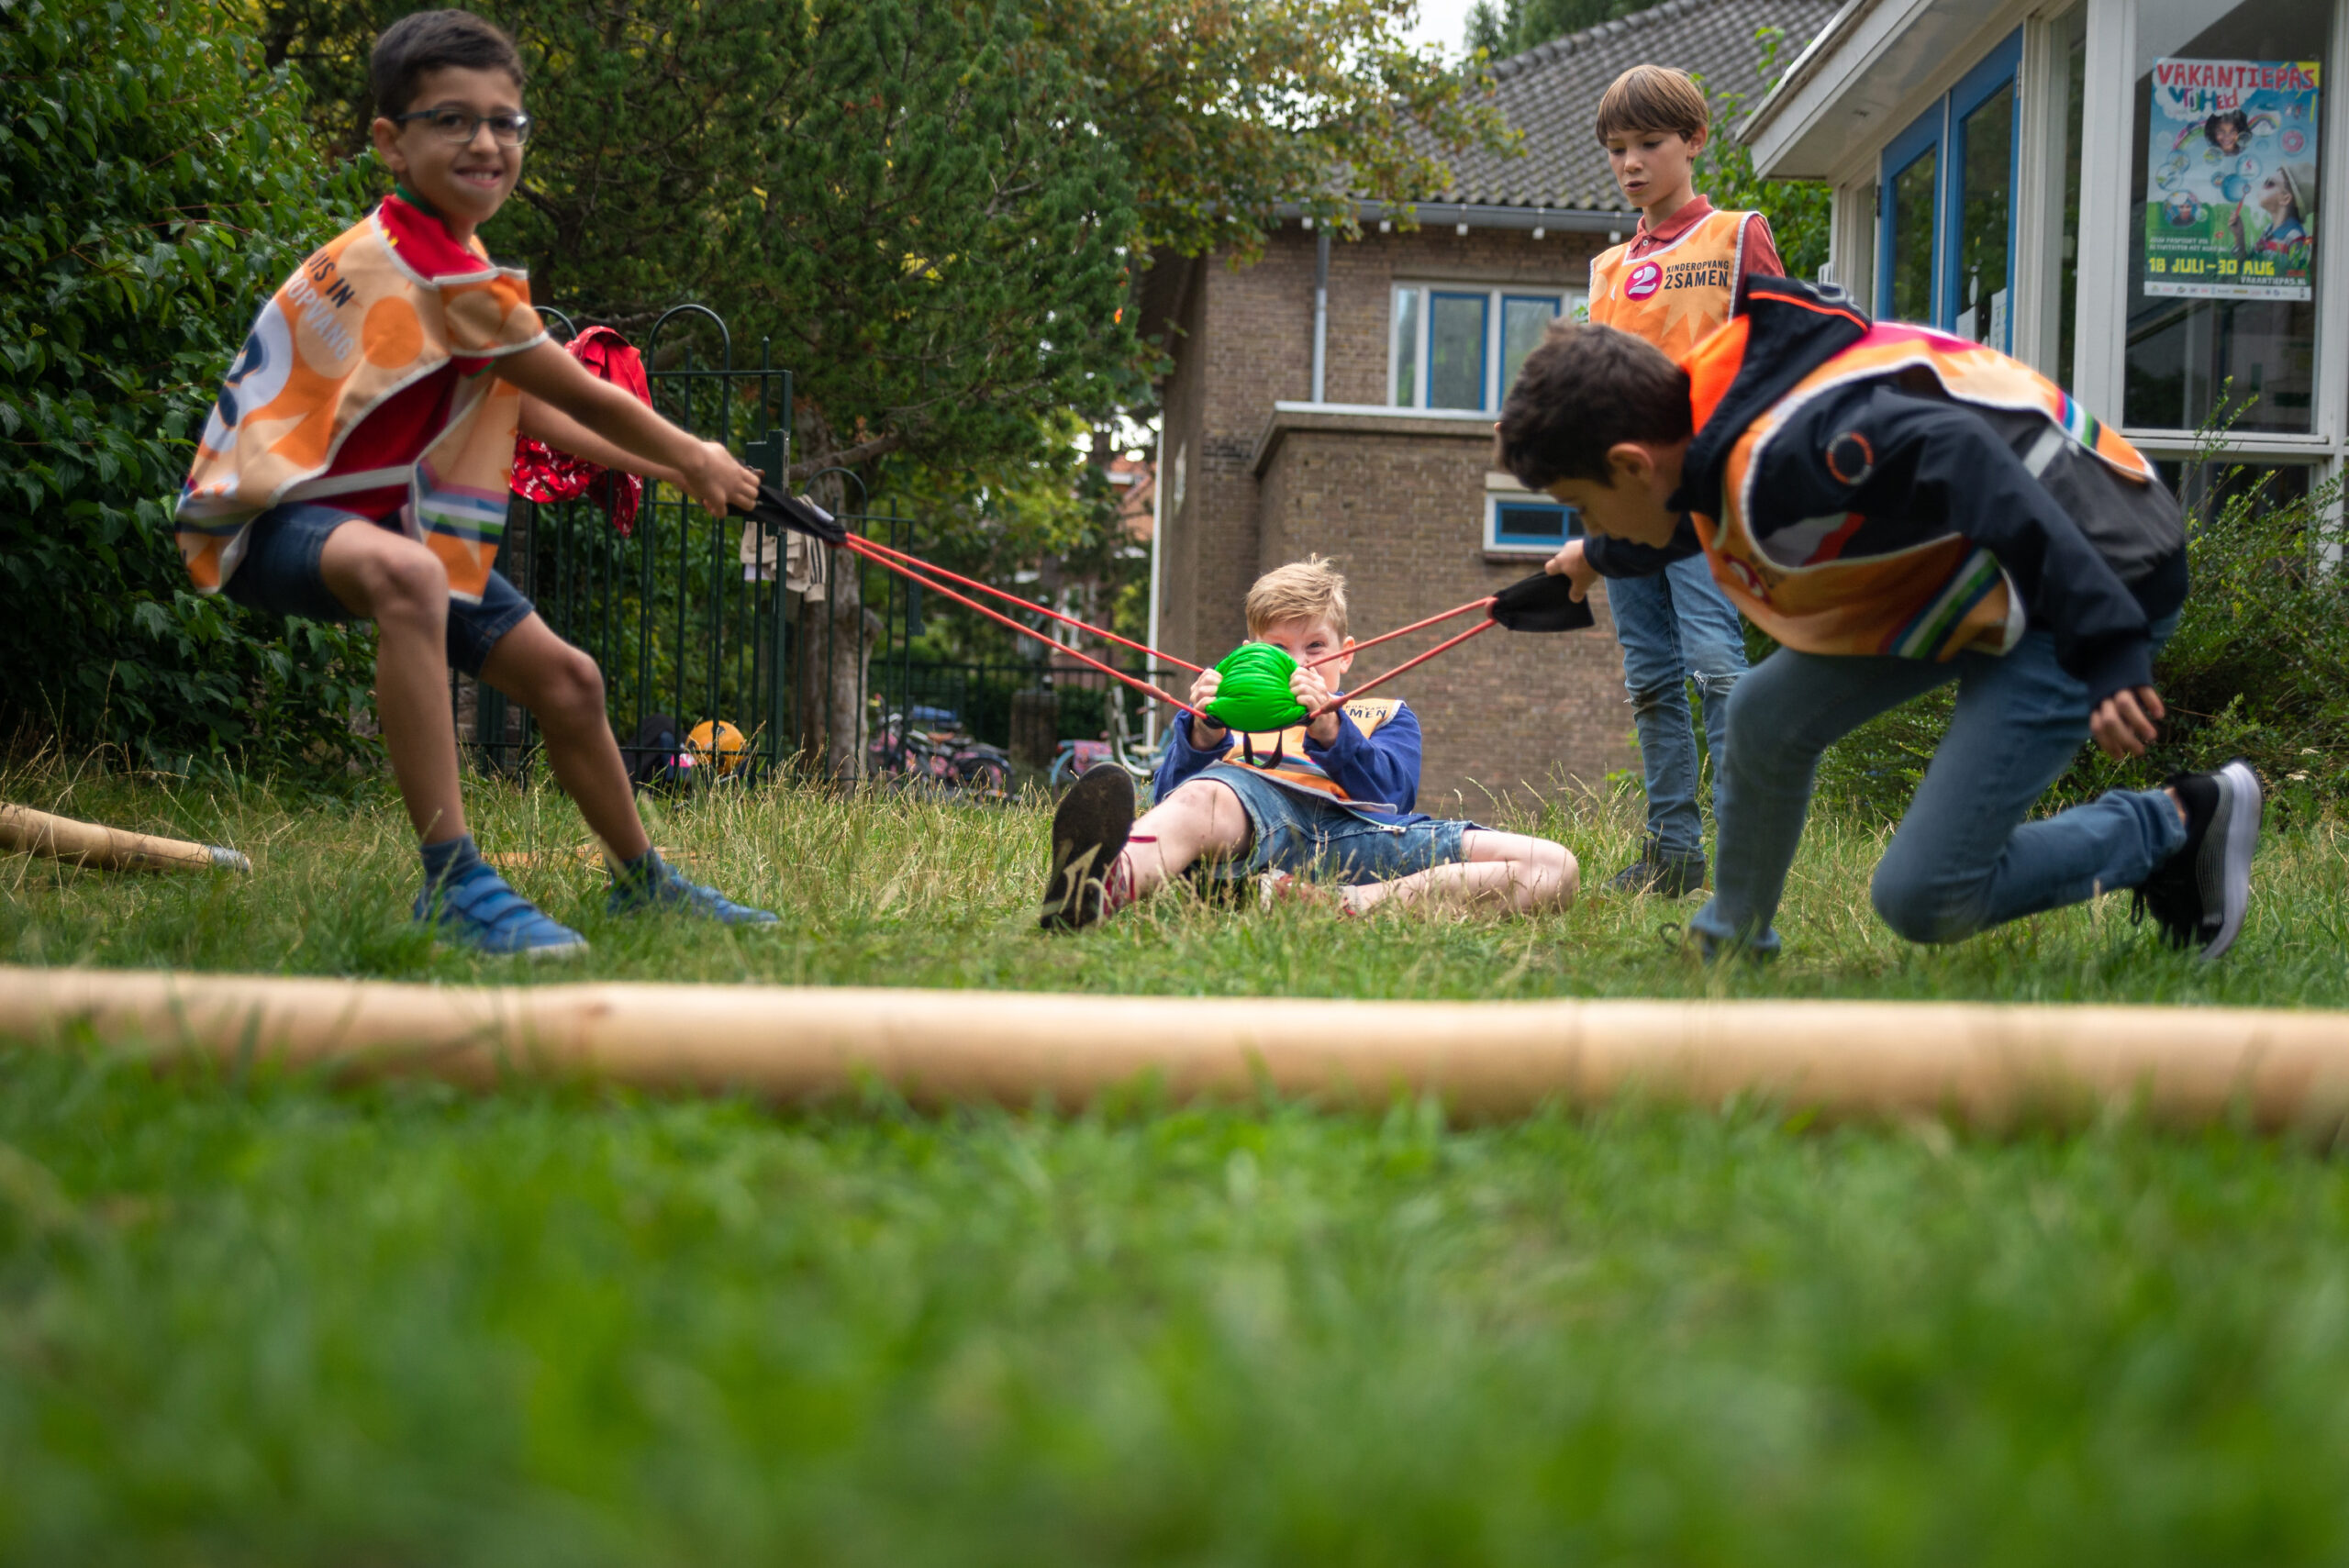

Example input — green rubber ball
[1207,641,1307,732]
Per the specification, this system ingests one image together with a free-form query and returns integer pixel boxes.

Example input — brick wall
[1157,220,1641,804]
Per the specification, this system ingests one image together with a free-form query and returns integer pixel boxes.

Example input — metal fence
[457,306,1152,781]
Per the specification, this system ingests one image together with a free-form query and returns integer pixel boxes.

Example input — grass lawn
[5,759,2349,1562]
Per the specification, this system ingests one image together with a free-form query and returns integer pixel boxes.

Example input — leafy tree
[258,0,1507,452]
[1476,0,1661,58]
[1030,0,1508,260]
[1464,0,1510,58]
[0,0,378,765]
[1689,28,1832,280]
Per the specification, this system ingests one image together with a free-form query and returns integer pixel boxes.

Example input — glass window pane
[2126,0,2328,433]
[1889,148,1938,324]
[1500,296,1557,398]
[2056,8,2087,386]
[1955,83,2014,346]
[1391,289,1419,407]
[2153,456,2316,517]
[1492,501,1581,547]
[1428,292,1488,410]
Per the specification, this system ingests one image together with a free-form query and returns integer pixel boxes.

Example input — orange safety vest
[1213,697,1404,808]
[1680,313,2159,662]
[1587,207,1760,360]
[176,202,546,604]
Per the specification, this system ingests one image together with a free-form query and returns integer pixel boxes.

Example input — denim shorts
[1193,763,1475,884]
[221,502,534,678]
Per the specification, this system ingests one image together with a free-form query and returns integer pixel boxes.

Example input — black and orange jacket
[1585,276,2186,706]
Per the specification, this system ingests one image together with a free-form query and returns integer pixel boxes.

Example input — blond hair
[1594,64,1709,143]
[1245,556,1349,639]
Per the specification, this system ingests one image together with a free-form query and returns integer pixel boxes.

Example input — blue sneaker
[607,851,781,927]
[414,862,589,959]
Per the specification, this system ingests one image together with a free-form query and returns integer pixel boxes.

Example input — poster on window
[2144,59,2319,301]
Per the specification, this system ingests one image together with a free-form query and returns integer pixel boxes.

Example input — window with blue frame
[1390,285,1579,410]
[1485,495,1582,554]
[1877,31,2021,349]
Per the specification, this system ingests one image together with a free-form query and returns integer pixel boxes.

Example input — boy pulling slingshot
[175,10,778,955]
[1040,560,1577,927]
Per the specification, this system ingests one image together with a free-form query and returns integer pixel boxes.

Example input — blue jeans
[1194,766,1473,884]
[1609,555,1749,861]
[1690,619,2188,956]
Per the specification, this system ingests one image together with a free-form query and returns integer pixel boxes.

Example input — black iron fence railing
[452,306,1153,784]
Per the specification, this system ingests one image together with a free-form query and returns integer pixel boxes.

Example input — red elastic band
[1303,595,1495,671]
[852,533,1204,675]
[841,535,1201,716]
[1308,616,1498,719]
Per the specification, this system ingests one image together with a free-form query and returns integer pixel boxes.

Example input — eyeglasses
[393,106,534,146]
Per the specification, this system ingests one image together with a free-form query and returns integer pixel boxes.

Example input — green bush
[1810,455,2349,822]
[0,0,375,770]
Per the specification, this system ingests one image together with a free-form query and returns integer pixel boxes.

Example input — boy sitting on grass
[1499,274,2261,960]
[175,8,776,956]
[1039,559,1576,928]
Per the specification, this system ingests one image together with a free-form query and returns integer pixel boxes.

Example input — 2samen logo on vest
[1624,257,1737,301]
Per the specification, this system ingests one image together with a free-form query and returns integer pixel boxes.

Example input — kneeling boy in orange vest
[1498,276,2260,959]
[1039,559,1577,927]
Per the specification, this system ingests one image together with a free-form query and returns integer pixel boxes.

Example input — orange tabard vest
[176,203,546,603]
[1214,697,1404,807]
[1679,316,2158,662]
[1587,208,1759,360]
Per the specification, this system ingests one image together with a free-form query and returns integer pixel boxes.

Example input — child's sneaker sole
[1041,765,1135,930]
[2198,759,2262,960]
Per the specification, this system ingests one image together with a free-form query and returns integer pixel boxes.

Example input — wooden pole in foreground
[0,805,250,873]
[3,965,2349,1129]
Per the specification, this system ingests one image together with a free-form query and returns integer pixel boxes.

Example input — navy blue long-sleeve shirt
[1154,700,1430,825]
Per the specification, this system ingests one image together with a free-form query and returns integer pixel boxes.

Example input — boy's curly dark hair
[1495,321,1693,490]
[371,9,525,120]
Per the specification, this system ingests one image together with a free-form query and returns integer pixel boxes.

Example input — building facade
[1745,0,2344,513]
[1141,0,1838,806]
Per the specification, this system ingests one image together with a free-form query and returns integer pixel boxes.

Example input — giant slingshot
[751,484,1596,734]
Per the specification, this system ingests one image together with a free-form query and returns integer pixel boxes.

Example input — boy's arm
[1153,710,1226,798]
[518,396,684,488]
[1741,214,1786,282]
[1761,385,2159,704]
[496,340,757,516]
[1584,520,1703,578]
[1305,703,1419,813]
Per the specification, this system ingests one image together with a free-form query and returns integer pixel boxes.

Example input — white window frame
[1483,484,1584,557]
[1389,284,1585,412]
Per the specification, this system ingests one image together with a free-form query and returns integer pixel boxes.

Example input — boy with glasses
[178,8,778,955]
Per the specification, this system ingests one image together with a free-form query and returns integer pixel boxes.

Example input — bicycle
[1047,694,1158,801]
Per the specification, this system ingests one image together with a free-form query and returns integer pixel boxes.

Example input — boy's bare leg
[317,522,467,844]
[1118,778,1251,901]
[1344,830,1577,915]
[477,614,652,862]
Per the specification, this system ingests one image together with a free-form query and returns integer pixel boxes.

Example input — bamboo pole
[0,805,251,873]
[3,965,2349,1129]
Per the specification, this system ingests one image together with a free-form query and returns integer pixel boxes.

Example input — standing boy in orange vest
[1497,274,2260,960]
[177,10,780,955]
[1569,65,1782,897]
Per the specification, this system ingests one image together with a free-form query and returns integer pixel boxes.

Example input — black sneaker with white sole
[1609,840,1707,897]
[2132,759,2262,960]
[1040,763,1136,930]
